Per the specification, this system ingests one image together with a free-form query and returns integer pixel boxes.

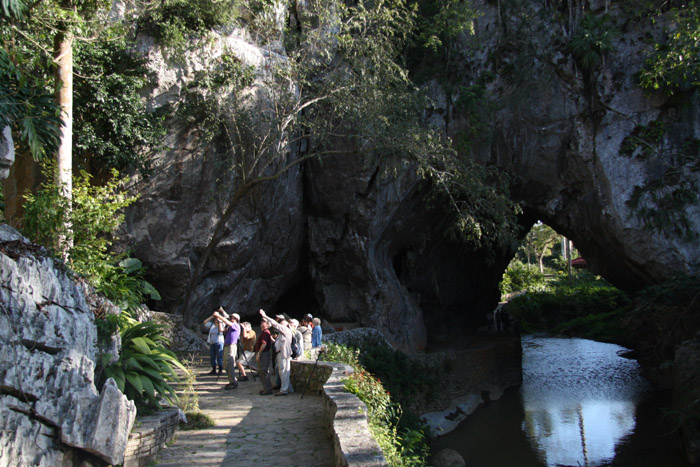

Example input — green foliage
[454,81,493,150]
[1,0,27,18]
[23,164,134,275]
[98,257,162,312]
[358,341,433,405]
[640,2,700,94]
[95,312,121,348]
[420,159,522,255]
[505,274,631,335]
[0,47,61,160]
[21,163,160,310]
[413,0,479,51]
[141,0,241,52]
[74,36,166,174]
[323,343,362,368]
[100,315,186,407]
[500,260,545,295]
[570,13,619,70]
[553,309,628,342]
[344,370,428,467]
[325,343,429,466]
[620,120,666,158]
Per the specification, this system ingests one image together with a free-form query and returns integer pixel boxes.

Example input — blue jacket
[311,325,322,347]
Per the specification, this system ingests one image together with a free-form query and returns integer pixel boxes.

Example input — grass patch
[505,273,631,337]
[179,411,215,430]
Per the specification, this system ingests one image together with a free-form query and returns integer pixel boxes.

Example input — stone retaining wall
[123,408,180,467]
[291,360,388,467]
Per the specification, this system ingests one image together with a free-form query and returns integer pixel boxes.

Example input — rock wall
[112,9,500,352]
[6,1,699,352]
[108,0,700,352]
[443,0,700,291]
[0,224,136,466]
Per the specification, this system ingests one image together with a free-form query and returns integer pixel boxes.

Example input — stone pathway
[156,353,335,466]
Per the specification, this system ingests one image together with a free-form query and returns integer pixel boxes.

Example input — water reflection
[521,336,650,467]
[430,336,688,467]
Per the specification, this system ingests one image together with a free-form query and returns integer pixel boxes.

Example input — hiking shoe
[239,376,249,382]
[224,383,238,390]
[217,369,224,375]
[206,369,216,375]
[259,390,273,395]
[275,391,288,396]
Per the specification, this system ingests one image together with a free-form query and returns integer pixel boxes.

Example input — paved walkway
[156,353,335,466]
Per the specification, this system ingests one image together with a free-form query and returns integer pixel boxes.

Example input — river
[430,336,689,467]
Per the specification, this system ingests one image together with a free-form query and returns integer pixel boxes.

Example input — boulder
[431,448,466,467]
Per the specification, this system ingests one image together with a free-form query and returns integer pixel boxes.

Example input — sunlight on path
[156,353,334,467]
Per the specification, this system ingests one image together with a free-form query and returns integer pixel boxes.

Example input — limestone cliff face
[443,0,700,291]
[117,1,699,350]
[119,12,504,351]
[0,225,136,466]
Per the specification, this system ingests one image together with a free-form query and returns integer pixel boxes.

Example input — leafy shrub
[505,274,631,334]
[141,0,241,51]
[499,260,545,295]
[344,370,428,467]
[23,164,135,271]
[0,48,61,160]
[98,257,161,312]
[100,316,186,407]
[74,36,166,174]
[358,340,432,406]
[323,342,361,368]
[639,3,700,94]
[570,13,618,70]
[21,164,160,310]
[325,343,429,467]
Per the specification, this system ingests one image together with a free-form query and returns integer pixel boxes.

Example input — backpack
[290,334,301,359]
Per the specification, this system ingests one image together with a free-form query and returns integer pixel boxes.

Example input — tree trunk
[54,29,73,257]
[538,252,545,274]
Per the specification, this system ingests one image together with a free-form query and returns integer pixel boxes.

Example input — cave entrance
[274,271,318,321]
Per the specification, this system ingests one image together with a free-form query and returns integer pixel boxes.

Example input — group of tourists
[202,306,323,396]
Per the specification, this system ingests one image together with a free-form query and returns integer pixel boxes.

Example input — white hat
[231,313,240,321]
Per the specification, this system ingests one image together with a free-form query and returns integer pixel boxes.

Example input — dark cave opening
[392,247,409,281]
[274,271,318,321]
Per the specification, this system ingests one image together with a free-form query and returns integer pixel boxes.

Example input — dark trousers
[257,351,272,392]
[209,342,223,370]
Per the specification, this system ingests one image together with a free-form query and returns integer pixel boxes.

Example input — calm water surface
[430,336,688,467]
